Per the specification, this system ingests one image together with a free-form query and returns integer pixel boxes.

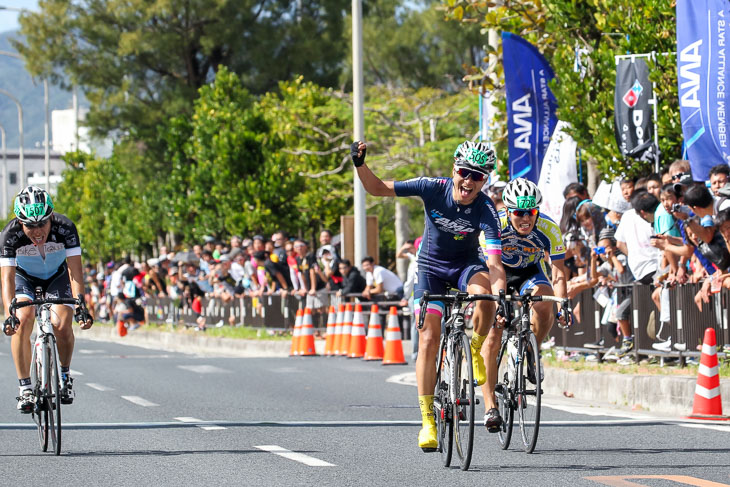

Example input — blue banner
[502,32,558,183]
[677,0,730,181]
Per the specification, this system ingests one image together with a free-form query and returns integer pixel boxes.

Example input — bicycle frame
[29,303,61,398]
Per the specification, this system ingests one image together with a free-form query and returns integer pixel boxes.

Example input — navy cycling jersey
[0,213,81,280]
[394,177,501,267]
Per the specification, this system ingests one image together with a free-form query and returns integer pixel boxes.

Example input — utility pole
[352,0,367,267]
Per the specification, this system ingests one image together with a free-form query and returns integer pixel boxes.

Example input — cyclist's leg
[520,263,554,344]
[459,266,495,388]
[47,271,76,368]
[414,270,446,450]
[10,273,37,381]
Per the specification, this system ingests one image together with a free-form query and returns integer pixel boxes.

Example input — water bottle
[507,336,517,384]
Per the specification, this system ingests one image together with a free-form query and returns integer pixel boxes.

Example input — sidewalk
[80,325,730,417]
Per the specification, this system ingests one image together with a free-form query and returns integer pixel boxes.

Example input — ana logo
[512,93,532,150]
[622,79,643,108]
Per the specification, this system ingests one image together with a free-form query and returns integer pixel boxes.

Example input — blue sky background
[0,1,38,34]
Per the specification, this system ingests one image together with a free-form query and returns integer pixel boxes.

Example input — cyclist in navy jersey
[351,140,506,451]
[1,186,92,413]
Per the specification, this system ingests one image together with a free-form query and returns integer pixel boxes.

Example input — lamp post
[351,0,367,267]
[0,88,24,191]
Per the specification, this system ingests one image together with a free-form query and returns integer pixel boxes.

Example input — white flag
[537,121,577,223]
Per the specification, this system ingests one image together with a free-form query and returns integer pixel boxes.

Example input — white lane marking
[678,422,730,433]
[174,417,226,431]
[78,349,106,354]
[70,369,84,376]
[254,445,335,467]
[86,383,113,391]
[121,396,159,407]
[177,365,230,374]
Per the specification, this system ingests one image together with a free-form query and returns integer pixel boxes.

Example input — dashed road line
[254,445,335,467]
[86,383,113,391]
[174,417,227,431]
[70,369,84,376]
[121,395,159,407]
[177,365,231,374]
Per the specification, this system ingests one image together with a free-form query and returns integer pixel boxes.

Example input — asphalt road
[0,333,729,486]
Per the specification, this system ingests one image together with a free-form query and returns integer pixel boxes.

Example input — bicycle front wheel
[495,336,514,450]
[453,333,475,471]
[47,337,62,455]
[434,337,452,467]
[517,331,541,453]
[31,354,49,452]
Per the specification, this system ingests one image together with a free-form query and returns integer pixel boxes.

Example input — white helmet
[453,140,496,175]
[502,178,543,210]
[14,186,54,225]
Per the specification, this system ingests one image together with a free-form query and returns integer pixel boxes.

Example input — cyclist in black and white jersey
[1,186,92,413]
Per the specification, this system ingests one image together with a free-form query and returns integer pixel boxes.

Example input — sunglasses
[509,208,539,217]
[671,172,688,181]
[455,168,486,182]
[23,221,47,229]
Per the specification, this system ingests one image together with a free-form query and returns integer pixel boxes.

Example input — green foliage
[441,0,682,180]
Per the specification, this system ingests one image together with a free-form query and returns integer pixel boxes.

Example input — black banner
[614,57,656,161]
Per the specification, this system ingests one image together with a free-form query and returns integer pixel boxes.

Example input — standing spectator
[397,239,420,360]
[318,229,342,286]
[298,241,327,310]
[563,182,590,201]
[614,190,661,362]
[646,173,662,199]
[271,231,288,263]
[361,256,404,300]
[620,177,636,203]
[286,240,304,293]
[337,259,366,297]
[708,164,730,196]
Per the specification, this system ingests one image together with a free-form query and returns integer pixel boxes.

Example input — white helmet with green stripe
[14,186,54,225]
[453,140,496,175]
[503,178,543,210]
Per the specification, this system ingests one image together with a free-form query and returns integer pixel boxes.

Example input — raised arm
[351,141,396,197]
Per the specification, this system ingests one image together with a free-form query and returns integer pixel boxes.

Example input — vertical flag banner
[676,0,730,181]
[502,32,558,183]
[614,57,657,161]
[537,121,577,223]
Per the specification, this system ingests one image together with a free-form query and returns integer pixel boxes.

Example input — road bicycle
[417,291,500,471]
[8,290,89,456]
[494,290,571,453]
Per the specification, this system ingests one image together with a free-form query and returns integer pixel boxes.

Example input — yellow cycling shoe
[418,422,438,452]
[471,341,486,386]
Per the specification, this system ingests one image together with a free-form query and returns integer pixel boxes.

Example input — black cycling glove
[74,305,92,326]
[351,141,366,167]
[3,316,19,335]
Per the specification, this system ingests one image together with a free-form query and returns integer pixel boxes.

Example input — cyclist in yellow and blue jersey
[351,139,506,452]
[478,178,569,430]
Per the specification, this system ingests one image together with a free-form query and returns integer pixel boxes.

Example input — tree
[441,0,682,188]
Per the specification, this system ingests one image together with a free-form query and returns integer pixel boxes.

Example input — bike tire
[517,331,541,453]
[32,354,49,452]
[495,336,514,450]
[434,338,452,467]
[47,337,62,456]
[453,333,474,471]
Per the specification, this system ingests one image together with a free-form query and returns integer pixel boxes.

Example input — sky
[0,1,38,34]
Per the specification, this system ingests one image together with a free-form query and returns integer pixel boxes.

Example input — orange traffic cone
[324,305,337,356]
[687,328,729,420]
[348,304,367,358]
[364,304,384,361]
[332,304,345,355]
[382,306,407,365]
[117,320,127,337]
[297,308,318,356]
[289,308,303,357]
[338,304,353,356]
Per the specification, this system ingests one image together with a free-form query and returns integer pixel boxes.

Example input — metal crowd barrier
[554,282,729,363]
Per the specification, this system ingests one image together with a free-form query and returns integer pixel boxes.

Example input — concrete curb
[79,326,730,417]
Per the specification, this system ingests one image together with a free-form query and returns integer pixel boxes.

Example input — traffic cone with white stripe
[687,328,729,420]
[297,308,318,356]
[332,304,344,355]
[348,304,367,358]
[338,303,353,356]
[363,304,384,361]
[289,308,303,357]
[382,306,407,365]
[324,305,337,356]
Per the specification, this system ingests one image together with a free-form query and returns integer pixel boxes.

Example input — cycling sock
[471,332,487,351]
[61,366,70,381]
[418,395,435,425]
[19,378,32,390]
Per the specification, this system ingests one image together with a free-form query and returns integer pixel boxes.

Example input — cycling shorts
[15,265,74,309]
[414,258,487,319]
[505,262,551,296]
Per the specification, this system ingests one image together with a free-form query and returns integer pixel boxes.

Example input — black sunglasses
[23,221,47,229]
[455,168,487,182]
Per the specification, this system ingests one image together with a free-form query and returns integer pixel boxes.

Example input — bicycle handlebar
[10,296,83,313]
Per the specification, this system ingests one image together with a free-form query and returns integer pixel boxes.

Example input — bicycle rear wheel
[434,338,452,467]
[453,333,475,470]
[517,331,541,453]
[31,356,49,452]
[47,337,62,455]
[495,336,514,450]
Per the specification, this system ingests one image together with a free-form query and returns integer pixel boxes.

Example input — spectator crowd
[82,159,730,364]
